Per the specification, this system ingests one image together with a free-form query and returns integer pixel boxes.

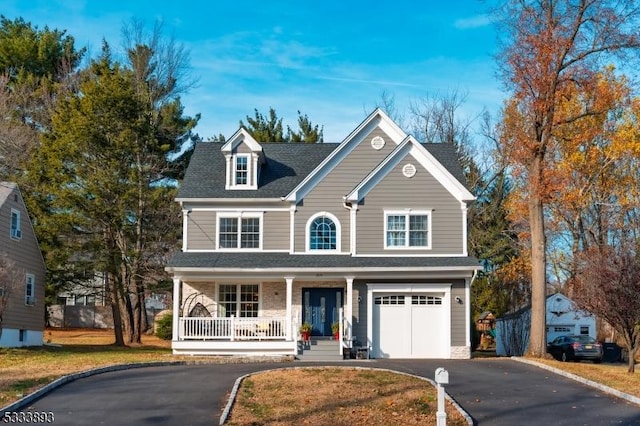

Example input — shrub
[155,311,173,340]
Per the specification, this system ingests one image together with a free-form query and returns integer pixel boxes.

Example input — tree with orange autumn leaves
[495,0,640,358]
[549,69,640,287]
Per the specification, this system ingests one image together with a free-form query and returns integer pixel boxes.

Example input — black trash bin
[602,342,622,363]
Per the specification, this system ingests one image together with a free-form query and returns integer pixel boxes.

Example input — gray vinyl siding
[0,187,46,332]
[263,210,289,251]
[294,126,397,253]
[356,152,464,255]
[187,210,290,251]
[351,281,368,346]
[187,211,217,250]
[233,143,252,154]
[450,280,467,346]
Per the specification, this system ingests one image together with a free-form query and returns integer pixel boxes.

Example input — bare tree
[408,88,474,145]
[0,74,40,178]
[0,252,25,340]
[573,245,640,373]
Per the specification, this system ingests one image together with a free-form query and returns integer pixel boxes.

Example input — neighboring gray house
[0,183,46,347]
[165,109,481,358]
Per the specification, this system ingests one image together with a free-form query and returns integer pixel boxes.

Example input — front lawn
[1,329,175,406]
[529,357,640,398]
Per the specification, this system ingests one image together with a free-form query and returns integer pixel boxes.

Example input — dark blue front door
[302,288,343,336]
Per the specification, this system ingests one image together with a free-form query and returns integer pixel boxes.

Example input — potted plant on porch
[331,322,340,340]
[299,322,312,341]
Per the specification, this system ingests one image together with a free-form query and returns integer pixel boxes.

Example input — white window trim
[216,212,263,251]
[10,208,22,240]
[384,209,432,250]
[226,153,258,190]
[305,211,342,253]
[216,283,262,317]
[25,273,35,306]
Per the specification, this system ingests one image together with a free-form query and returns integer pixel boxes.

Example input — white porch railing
[179,316,288,341]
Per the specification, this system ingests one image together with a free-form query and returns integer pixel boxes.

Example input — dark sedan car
[547,335,603,363]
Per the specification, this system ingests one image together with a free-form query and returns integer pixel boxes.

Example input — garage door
[372,294,447,358]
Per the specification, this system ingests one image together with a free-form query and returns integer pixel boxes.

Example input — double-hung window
[218,284,259,317]
[10,209,21,240]
[384,210,431,249]
[218,213,261,249]
[234,155,249,186]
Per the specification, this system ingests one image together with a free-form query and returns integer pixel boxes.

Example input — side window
[25,274,35,305]
[10,209,22,240]
[384,211,431,249]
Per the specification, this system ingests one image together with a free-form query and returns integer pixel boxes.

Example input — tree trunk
[131,276,144,344]
[108,272,125,346]
[527,156,547,357]
[628,346,636,373]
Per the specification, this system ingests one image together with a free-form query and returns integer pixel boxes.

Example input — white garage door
[372,294,447,358]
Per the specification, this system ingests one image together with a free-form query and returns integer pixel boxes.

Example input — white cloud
[454,14,494,29]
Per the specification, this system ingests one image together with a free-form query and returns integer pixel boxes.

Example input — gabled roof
[176,142,337,200]
[345,136,475,203]
[0,182,18,205]
[177,109,473,201]
[283,108,407,202]
[221,128,263,153]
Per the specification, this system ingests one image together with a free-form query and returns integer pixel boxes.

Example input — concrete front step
[296,338,345,361]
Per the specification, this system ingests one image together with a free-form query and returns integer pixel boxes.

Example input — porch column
[285,277,294,340]
[345,277,354,341]
[171,277,181,341]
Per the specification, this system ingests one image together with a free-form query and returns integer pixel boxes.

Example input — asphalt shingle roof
[177,141,468,200]
[167,251,481,269]
[177,142,338,199]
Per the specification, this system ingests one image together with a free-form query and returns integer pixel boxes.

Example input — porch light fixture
[455,296,463,304]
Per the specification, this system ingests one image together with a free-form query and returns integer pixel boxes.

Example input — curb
[512,357,640,406]
[218,366,474,425]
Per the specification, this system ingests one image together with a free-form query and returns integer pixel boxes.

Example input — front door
[302,288,343,336]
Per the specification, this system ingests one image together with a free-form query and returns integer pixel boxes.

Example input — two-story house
[0,182,46,347]
[165,109,481,358]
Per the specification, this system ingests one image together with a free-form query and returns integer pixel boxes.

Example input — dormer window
[222,129,263,190]
[234,155,249,186]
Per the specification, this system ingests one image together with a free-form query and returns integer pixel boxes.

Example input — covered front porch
[169,276,354,356]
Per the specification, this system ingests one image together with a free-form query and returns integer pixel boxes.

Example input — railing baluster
[178,316,289,340]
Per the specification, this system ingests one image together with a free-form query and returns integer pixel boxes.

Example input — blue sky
[4,0,504,143]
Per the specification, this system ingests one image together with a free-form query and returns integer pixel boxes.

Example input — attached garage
[368,284,451,359]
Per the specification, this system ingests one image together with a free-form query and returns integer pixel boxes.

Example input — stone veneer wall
[450,346,471,359]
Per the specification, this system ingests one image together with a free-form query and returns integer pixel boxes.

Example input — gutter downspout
[342,197,357,256]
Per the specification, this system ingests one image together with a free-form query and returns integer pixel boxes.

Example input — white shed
[495,293,597,356]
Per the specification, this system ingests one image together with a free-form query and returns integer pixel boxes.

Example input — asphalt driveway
[13,359,640,425]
